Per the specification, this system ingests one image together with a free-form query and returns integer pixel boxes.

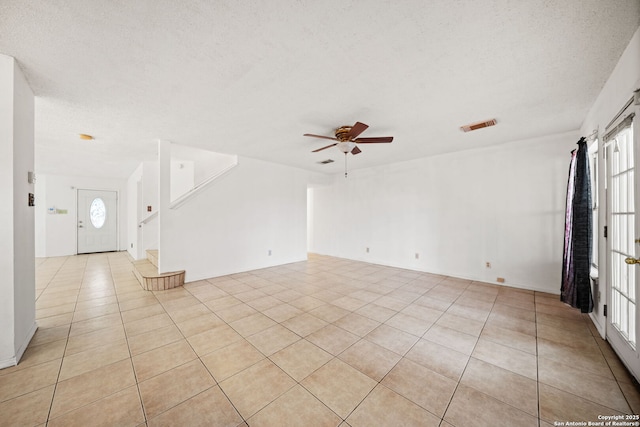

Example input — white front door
[606,109,639,379]
[77,189,118,254]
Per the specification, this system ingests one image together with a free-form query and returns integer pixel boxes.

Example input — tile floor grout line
[34,256,68,304]
[110,253,151,426]
[251,277,410,424]
[536,300,637,419]
[44,254,88,425]
[434,281,491,426]
[534,291,541,427]
[259,362,341,424]
[585,313,640,414]
[182,295,250,426]
[268,328,349,407]
[188,270,360,424]
[451,289,548,424]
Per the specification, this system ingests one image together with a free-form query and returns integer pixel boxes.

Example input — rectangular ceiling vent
[318,159,334,164]
[460,118,497,133]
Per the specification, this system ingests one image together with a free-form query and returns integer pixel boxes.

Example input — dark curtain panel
[561,137,594,313]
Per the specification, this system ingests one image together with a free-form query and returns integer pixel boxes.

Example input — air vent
[460,119,497,133]
[318,159,334,165]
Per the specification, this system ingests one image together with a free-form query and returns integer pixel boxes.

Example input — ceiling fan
[304,121,393,156]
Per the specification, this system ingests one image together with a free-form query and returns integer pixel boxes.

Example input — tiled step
[146,249,158,268]
[133,259,185,291]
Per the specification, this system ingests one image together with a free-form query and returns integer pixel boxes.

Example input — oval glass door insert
[89,198,106,229]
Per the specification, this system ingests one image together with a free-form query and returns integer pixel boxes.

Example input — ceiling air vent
[460,119,497,133]
[318,159,334,165]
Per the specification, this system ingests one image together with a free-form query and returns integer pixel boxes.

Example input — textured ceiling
[1,1,639,178]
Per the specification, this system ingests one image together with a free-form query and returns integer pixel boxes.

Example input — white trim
[589,312,606,338]
[15,322,37,364]
[310,252,559,294]
[169,160,238,210]
[0,322,37,369]
[139,211,158,226]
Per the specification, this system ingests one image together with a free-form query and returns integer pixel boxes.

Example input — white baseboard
[589,312,606,338]
[16,322,38,363]
[0,355,17,370]
[0,322,38,370]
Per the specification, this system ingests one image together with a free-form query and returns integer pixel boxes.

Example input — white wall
[581,26,640,336]
[309,131,577,294]
[126,161,159,260]
[0,54,15,367]
[170,160,194,202]
[35,174,128,257]
[170,144,238,186]
[0,55,36,368]
[159,149,308,281]
[11,56,36,366]
[126,163,143,259]
[141,161,159,252]
[34,172,46,258]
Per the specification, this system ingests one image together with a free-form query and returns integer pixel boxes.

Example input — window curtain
[561,137,594,313]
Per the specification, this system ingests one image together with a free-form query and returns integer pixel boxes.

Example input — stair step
[146,249,158,268]
[133,259,184,291]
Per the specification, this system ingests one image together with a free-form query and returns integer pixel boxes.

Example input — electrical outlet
[415,253,419,259]
[366,247,369,253]
[268,249,272,256]
[485,262,491,268]
[497,277,505,283]
[131,243,133,248]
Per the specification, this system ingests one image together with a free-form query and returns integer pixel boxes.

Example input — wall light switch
[147,206,152,212]
[28,193,35,207]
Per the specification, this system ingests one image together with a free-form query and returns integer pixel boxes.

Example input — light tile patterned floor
[1,252,639,426]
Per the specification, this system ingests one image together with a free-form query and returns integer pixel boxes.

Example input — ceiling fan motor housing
[335,126,353,141]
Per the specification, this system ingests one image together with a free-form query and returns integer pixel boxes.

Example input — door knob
[625,257,640,265]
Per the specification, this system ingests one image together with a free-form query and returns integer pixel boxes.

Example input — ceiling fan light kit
[304,121,394,177]
[337,141,355,153]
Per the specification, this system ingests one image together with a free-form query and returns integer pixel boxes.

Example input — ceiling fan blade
[347,122,369,139]
[351,146,362,155]
[304,133,339,141]
[354,136,394,143]
[312,143,338,152]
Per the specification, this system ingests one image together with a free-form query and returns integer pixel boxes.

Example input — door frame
[76,188,120,254]
[604,99,639,379]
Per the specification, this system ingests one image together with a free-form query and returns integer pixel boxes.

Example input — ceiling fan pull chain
[345,153,348,178]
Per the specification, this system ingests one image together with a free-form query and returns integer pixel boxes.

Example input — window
[89,198,106,229]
